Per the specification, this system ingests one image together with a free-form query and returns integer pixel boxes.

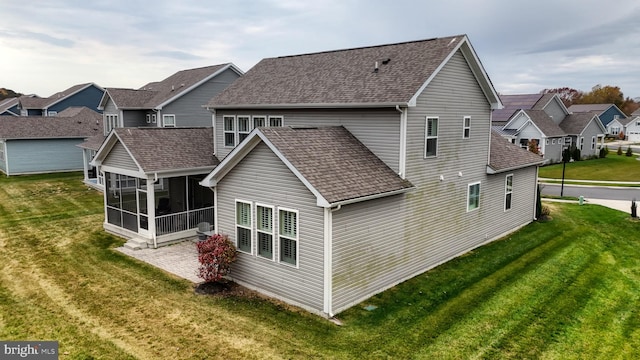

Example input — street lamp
[561,145,568,197]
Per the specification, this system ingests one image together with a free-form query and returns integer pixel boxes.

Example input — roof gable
[202,126,414,206]
[560,112,606,135]
[20,83,103,110]
[207,35,500,109]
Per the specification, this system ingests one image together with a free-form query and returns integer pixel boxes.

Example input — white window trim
[424,116,438,158]
[463,116,470,139]
[152,114,157,123]
[504,174,513,211]
[268,115,284,127]
[223,115,236,147]
[467,181,481,212]
[256,203,275,261]
[580,137,584,150]
[146,114,151,123]
[253,116,267,129]
[591,136,596,150]
[278,207,299,268]
[162,114,176,127]
[237,115,252,143]
[235,199,253,255]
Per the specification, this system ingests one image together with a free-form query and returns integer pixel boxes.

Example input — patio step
[123,238,149,250]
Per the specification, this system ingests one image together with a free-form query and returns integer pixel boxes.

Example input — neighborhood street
[540,183,640,201]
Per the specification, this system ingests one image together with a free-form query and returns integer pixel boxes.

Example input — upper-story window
[223,116,236,147]
[105,114,119,134]
[238,116,251,143]
[163,114,176,127]
[463,116,470,138]
[253,116,266,128]
[269,116,283,127]
[424,117,438,157]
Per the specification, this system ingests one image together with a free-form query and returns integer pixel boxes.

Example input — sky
[2,0,640,99]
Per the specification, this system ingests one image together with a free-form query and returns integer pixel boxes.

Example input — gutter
[323,187,413,208]
[209,101,410,110]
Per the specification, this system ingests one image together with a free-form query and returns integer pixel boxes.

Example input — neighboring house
[567,103,626,128]
[494,94,606,162]
[199,35,544,317]
[0,98,20,116]
[89,64,243,246]
[624,116,640,142]
[0,107,101,175]
[17,83,104,116]
[84,63,243,189]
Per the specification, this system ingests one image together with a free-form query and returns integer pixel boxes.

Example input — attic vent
[382,58,390,65]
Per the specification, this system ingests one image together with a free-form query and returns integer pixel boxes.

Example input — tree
[542,87,582,107]
[528,139,539,154]
[626,146,633,157]
[573,85,625,109]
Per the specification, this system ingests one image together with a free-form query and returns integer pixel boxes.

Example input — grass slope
[1,173,639,359]
[538,155,640,181]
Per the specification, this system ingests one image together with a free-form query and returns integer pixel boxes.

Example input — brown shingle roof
[105,64,232,109]
[489,131,544,173]
[492,94,544,124]
[560,112,599,135]
[208,36,465,108]
[77,134,106,150]
[259,126,413,204]
[19,83,99,109]
[0,107,102,139]
[567,104,612,113]
[112,127,218,172]
[522,110,565,137]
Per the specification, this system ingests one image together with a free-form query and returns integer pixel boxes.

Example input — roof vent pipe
[374,61,379,73]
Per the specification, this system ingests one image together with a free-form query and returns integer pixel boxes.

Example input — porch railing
[155,207,214,236]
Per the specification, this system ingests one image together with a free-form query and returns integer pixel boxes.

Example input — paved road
[540,183,640,200]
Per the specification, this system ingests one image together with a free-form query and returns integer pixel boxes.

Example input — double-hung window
[591,136,596,150]
[105,114,119,133]
[236,201,252,254]
[146,114,151,123]
[269,116,283,127]
[463,116,470,138]
[163,114,176,127]
[223,116,235,147]
[257,205,274,260]
[253,116,266,128]
[238,116,251,143]
[505,175,513,211]
[279,208,298,266]
[425,117,438,157]
[467,182,480,212]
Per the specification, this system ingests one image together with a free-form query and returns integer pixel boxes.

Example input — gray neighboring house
[200,35,544,317]
[17,83,105,116]
[495,93,605,163]
[0,107,101,175]
[82,63,243,189]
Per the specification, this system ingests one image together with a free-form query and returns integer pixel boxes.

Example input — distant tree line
[542,85,639,115]
[0,88,22,101]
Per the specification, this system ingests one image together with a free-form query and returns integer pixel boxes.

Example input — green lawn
[539,154,640,181]
[1,173,640,359]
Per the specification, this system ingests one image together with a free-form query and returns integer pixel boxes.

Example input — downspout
[396,105,407,179]
[323,204,341,318]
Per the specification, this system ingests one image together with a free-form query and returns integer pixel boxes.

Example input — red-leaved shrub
[196,234,237,283]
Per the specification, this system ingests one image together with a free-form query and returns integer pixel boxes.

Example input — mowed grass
[539,154,640,181]
[1,173,640,359]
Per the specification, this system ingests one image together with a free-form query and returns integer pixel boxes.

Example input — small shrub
[599,147,607,158]
[619,131,625,140]
[528,139,539,154]
[617,146,623,155]
[541,205,551,217]
[571,146,581,161]
[196,234,237,283]
[626,146,633,157]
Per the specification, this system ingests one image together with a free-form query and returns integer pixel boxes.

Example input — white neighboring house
[624,116,640,142]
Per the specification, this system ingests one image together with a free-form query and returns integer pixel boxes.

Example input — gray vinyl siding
[163,68,240,127]
[329,50,537,313]
[215,108,401,171]
[122,110,147,127]
[102,142,139,171]
[103,98,118,114]
[518,123,543,142]
[543,99,566,124]
[216,142,325,312]
[543,137,564,163]
[581,119,604,157]
[4,138,85,175]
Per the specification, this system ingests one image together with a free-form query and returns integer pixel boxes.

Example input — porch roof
[488,131,544,174]
[105,127,218,173]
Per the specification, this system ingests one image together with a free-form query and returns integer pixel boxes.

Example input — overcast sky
[2,0,640,99]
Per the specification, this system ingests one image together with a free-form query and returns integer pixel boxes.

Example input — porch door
[137,179,149,233]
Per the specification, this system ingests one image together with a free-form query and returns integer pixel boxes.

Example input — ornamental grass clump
[196,234,237,283]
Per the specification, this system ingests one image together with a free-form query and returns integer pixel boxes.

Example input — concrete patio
[116,240,201,283]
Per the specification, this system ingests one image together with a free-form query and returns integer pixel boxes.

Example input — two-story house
[17,83,104,116]
[198,35,544,317]
[89,64,243,248]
